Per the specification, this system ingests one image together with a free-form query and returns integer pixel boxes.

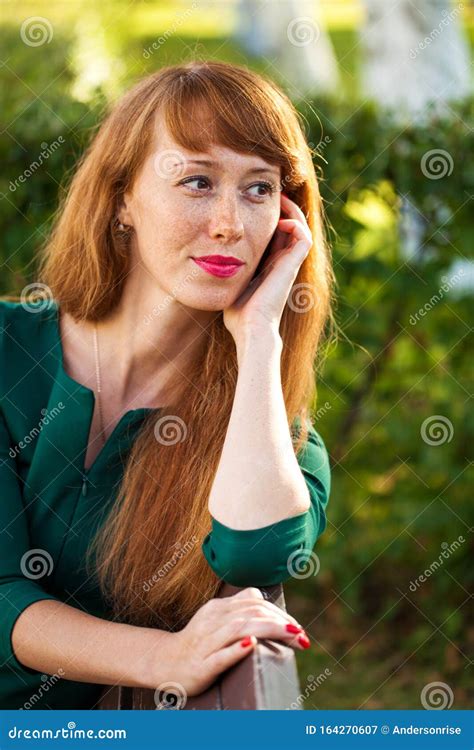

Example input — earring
[118,222,125,231]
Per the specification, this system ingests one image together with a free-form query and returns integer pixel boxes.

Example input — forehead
[152,121,280,174]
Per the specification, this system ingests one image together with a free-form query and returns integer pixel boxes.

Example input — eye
[179,175,211,192]
[246,181,277,200]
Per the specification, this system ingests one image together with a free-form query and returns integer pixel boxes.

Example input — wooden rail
[96,582,302,710]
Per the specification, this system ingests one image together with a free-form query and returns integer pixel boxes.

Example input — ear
[116,192,134,227]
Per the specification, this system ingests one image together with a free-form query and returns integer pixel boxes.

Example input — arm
[202,409,331,587]
[11,599,172,688]
[202,193,331,586]
[208,328,311,529]
[0,406,171,688]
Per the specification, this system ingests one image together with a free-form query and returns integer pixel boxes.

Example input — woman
[0,61,335,710]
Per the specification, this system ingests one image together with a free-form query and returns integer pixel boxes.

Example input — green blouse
[0,298,331,710]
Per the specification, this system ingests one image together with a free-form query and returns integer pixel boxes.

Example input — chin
[179,288,236,312]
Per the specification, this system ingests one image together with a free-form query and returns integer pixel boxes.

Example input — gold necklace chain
[93,322,107,446]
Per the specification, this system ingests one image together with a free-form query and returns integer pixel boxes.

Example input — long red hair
[33,61,337,630]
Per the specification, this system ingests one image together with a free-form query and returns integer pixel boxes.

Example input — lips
[195,255,244,266]
[192,255,244,278]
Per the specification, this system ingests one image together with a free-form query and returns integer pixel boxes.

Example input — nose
[208,191,244,244]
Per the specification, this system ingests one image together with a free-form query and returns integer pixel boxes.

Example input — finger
[227,597,302,628]
[229,587,265,600]
[276,219,312,245]
[204,635,257,678]
[280,194,308,222]
[210,616,308,651]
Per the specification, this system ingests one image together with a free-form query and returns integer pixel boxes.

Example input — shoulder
[0,297,59,397]
[0,297,58,343]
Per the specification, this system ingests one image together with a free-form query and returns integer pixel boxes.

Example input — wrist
[136,627,180,689]
[235,324,282,363]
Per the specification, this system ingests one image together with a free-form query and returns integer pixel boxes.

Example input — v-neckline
[50,300,161,477]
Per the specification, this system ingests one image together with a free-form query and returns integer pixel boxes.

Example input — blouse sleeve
[0,409,61,673]
[201,422,331,587]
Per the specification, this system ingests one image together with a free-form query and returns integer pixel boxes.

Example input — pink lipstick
[192,254,244,278]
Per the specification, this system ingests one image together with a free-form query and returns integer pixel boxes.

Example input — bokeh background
[1,0,472,709]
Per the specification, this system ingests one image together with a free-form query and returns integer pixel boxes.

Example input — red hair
[36,61,336,629]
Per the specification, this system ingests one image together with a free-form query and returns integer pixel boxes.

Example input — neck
[91,272,218,409]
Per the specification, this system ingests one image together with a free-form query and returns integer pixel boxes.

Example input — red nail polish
[286,623,303,634]
[297,634,310,649]
[240,636,253,648]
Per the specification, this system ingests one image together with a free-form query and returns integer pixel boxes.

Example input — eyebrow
[185,158,280,176]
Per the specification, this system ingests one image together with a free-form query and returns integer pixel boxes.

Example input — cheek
[249,211,279,254]
[135,193,198,247]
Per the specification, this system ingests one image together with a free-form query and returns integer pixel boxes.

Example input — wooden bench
[96,582,302,710]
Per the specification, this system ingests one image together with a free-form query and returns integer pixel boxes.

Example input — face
[118,123,282,311]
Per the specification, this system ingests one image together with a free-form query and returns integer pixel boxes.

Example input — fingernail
[297,634,311,649]
[240,636,254,648]
[285,623,303,634]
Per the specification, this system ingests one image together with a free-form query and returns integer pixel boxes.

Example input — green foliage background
[1,2,472,709]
